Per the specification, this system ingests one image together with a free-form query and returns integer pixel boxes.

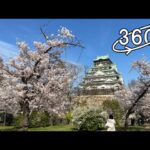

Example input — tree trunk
[19,101,30,130]
[124,113,129,128]
[125,119,128,128]
[131,119,135,126]
[124,85,150,128]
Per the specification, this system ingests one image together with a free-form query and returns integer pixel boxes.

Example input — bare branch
[40,27,49,41]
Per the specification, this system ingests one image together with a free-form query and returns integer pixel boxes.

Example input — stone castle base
[73,95,115,107]
[79,89,115,95]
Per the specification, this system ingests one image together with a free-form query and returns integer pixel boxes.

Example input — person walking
[105,114,116,131]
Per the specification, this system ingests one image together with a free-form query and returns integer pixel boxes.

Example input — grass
[0,124,74,131]
[0,124,150,131]
[0,126,16,131]
[28,124,74,131]
[117,125,150,131]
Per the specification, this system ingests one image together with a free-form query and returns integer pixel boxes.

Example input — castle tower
[79,55,124,95]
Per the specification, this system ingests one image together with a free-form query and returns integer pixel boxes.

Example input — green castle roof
[94,55,109,61]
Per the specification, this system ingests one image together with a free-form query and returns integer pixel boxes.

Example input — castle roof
[93,55,109,61]
[79,55,124,95]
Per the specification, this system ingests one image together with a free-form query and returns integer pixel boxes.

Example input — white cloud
[0,40,18,61]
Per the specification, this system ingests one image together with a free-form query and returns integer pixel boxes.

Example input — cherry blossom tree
[0,58,19,116]
[115,58,150,128]
[63,62,82,111]
[0,27,83,129]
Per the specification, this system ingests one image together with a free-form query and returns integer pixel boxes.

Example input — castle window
[115,86,119,90]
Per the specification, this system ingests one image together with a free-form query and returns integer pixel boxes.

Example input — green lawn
[0,126,16,131]
[0,125,150,131]
[0,125,74,131]
[117,125,150,131]
[28,125,74,131]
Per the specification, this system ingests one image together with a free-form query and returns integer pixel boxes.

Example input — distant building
[79,55,124,95]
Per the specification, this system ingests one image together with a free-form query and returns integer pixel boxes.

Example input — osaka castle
[79,55,124,95]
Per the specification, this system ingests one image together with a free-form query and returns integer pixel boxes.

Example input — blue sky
[0,19,150,85]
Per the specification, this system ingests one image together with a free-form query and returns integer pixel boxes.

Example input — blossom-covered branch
[0,26,83,129]
[115,58,150,127]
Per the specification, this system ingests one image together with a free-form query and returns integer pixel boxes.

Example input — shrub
[0,112,4,124]
[102,100,124,127]
[0,112,13,126]
[13,113,24,128]
[5,114,14,126]
[65,112,73,124]
[29,110,50,128]
[100,111,109,120]
[49,113,65,125]
[72,106,105,131]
